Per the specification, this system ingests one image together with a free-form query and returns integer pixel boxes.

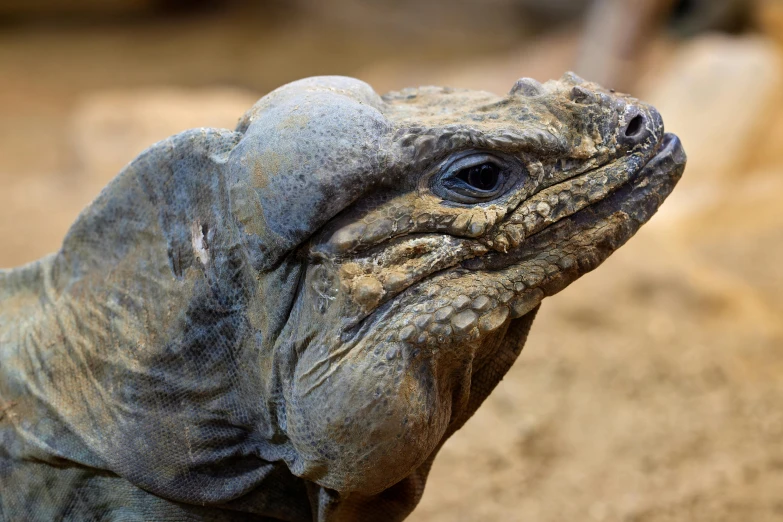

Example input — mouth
[636,133,684,185]
[341,133,685,343]
[643,133,685,178]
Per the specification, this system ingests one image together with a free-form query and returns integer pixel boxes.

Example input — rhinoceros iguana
[0,73,685,521]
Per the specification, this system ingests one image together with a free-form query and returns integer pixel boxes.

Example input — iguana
[0,73,685,521]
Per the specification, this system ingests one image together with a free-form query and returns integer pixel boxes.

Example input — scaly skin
[0,73,685,521]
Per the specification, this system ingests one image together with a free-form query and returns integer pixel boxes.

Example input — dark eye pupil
[458,163,500,191]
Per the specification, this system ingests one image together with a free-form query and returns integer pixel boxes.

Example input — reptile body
[0,73,685,521]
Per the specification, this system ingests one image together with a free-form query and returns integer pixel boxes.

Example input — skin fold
[0,73,685,521]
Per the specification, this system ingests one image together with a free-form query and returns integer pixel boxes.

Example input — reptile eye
[433,152,521,204]
[456,163,501,192]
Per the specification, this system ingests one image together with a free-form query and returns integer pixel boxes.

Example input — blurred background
[1,0,782,520]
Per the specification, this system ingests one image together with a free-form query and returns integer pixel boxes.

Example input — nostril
[624,114,644,138]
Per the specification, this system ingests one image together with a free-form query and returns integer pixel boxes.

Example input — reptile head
[230,74,686,494]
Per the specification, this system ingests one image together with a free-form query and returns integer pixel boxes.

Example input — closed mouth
[639,133,685,180]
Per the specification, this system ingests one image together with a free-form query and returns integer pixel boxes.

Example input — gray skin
[0,73,685,521]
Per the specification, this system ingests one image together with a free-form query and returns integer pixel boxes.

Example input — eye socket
[432,152,520,204]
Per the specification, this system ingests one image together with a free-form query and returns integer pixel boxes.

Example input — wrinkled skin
[0,73,685,521]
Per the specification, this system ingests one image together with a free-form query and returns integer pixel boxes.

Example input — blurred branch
[576,0,676,90]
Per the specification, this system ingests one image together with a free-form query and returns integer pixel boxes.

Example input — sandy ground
[0,9,782,521]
